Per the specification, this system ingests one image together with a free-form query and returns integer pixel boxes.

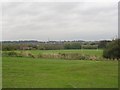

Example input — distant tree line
[2,39,120,60]
[1,40,111,51]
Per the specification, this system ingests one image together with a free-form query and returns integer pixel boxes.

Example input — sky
[1,1,118,41]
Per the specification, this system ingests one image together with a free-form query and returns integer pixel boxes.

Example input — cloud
[2,2,118,41]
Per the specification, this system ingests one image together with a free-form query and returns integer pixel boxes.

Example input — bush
[3,51,18,57]
[2,51,36,58]
[103,39,120,60]
[58,53,98,60]
[28,53,36,58]
[37,53,43,58]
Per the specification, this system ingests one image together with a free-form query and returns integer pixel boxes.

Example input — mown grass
[3,56,118,88]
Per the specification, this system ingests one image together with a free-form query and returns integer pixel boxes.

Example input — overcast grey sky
[2,2,118,41]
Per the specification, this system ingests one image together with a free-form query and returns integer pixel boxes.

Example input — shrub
[58,53,95,60]
[28,53,36,58]
[103,39,120,60]
[3,51,18,57]
[37,53,43,58]
[2,51,36,58]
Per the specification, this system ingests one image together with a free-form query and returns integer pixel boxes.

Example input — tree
[64,42,81,49]
[98,40,111,49]
[103,39,120,60]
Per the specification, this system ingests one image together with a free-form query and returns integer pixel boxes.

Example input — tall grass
[2,50,104,60]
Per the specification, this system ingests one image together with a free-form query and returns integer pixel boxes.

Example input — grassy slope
[3,56,118,88]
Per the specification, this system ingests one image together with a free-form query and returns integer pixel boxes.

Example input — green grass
[3,56,118,88]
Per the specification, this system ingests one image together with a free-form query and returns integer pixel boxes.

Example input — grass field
[2,50,118,88]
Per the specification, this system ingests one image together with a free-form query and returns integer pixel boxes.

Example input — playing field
[2,50,118,88]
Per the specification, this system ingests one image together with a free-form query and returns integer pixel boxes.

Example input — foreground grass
[3,57,118,88]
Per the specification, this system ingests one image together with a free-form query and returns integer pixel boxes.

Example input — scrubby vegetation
[2,50,102,60]
[103,39,120,60]
[3,51,35,58]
